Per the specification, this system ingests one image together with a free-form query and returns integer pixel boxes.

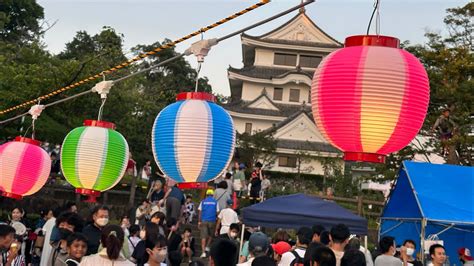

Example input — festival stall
[242,193,368,235]
[380,161,474,263]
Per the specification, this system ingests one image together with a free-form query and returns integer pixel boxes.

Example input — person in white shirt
[126,225,141,256]
[374,236,407,266]
[40,210,57,266]
[238,232,270,266]
[80,225,133,266]
[329,224,351,266]
[215,201,239,235]
[279,227,312,266]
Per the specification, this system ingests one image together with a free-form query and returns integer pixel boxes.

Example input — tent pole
[421,218,427,264]
[239,224,245,260]
[364,235,368,255]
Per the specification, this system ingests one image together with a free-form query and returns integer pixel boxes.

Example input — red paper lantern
[311,35,429,163]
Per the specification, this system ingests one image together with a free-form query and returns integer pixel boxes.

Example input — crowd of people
[1,190,471,266]
[0,153,470,266]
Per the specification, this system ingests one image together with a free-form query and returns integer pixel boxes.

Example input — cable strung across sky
[0,0,272,116]
[0,0,316,125]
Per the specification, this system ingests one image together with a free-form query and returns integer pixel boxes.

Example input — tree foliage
[0,1,214,168]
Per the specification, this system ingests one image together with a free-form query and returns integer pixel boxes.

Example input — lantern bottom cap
[344,152,386,163]
[177,182,209,189]
[75,188,101,197]
[1,192,23,200]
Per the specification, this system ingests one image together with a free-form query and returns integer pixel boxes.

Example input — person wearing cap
[237,232,270,266]
[272,241,291,264]
[458,247,474,265]
[233,162,247,197]
[198,189,220,258]
[279,227,313,266]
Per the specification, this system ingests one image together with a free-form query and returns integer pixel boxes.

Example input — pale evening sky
[37,0,467,96]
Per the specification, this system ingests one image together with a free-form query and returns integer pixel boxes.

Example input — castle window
[245,123,253,134]
[273,87,283,101]
[279,156,297,168]
[274,53,297,66]
[299,55,322,68]
[289,89,300,102]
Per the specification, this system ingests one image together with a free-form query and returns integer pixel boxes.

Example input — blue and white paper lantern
[152,92,235,183]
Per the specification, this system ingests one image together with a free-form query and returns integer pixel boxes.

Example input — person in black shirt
[179,227,195,264]
[82,206,109,255]
[132,222,159,266]
[403,239,422,266]
[166,218,181,252]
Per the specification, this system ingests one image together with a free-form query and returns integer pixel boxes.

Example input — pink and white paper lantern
[0,137,51,199]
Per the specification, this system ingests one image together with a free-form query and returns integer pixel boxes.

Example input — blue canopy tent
[242,193,368,235]
[380,161,474,263]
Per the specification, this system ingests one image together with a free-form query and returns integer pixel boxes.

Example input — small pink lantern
[0,137,51,199]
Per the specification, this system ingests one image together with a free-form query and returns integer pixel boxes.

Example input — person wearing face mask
[80,225,133,266]
[219,223,240,244]
[48,212,84,266]
[144,235,167,266]
[374,236,408,266]
[179,228,195,263]
[215,200,239,236]
[402,240,421,266]
[82,206,109,255]
[132,222,160,266]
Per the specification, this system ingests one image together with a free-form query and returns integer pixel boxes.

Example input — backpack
[290,250,304,266]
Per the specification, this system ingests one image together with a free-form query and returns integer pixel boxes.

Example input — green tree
[0,0,44,43]
[236,131,277,168]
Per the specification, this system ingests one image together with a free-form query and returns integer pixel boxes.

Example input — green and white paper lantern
[61,120,129,201]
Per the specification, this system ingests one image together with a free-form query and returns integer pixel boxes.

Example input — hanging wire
[375,0,381,35]
[0,0,271,116]
[194,62,203,92]
[97,98,107,121]
[0,0,316,126]
[366,0,380,35]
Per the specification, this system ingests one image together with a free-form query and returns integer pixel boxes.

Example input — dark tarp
[242,193,368,235]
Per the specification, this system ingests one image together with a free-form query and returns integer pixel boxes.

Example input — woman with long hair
[79,225,133,265]
[131,222,160,266]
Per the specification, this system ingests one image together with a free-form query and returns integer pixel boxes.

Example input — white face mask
[96,218,109,227]
[140,230,146,240]
[406,248,415,256]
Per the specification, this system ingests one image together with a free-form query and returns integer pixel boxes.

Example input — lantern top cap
[14,136,41,146]
[345,35,400,48]
[83,120,116,129]
[176,92,216,102]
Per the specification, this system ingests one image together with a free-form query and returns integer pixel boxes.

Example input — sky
[38,0,467,96]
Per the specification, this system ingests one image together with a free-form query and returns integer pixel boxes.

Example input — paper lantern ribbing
[0,137,51,199]
[61,120,129,201]
[312,35,429,163]
[152,92,235,184]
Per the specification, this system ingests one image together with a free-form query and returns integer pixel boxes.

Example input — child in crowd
[184,195,195,224]
[179,227,196,263]
[145,235,168,266]
[127,225,141,256]
[65,233,88,266]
